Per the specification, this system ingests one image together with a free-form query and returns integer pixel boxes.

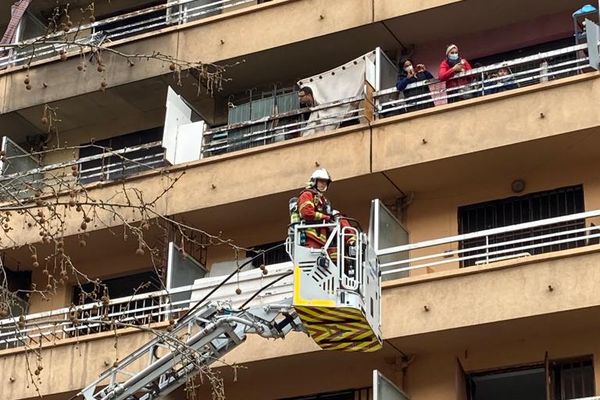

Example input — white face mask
[404,65,413,72]
[448,53,459,61]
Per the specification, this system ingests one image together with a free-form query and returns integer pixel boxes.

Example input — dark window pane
[246,241,291,268]
[458,185,585,267]
[467,366,546,400]
[552,357,595,400]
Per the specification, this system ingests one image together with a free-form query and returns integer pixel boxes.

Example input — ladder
[79,300,302,400]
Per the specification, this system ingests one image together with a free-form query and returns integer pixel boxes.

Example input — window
[551,358,595,400]
[246,241,291,268]
[78,127,165,184]
[458,185,585,267]
[467,365,547,400]
[73,270,162,304]
[466,356,595,400]
[206,85,301,156]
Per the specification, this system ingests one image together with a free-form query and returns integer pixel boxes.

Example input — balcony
[0,135,166,201]
[0,0,270,71]
[190,42,598,159]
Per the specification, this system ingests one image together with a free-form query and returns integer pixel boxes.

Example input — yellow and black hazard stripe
[295,305,382,353]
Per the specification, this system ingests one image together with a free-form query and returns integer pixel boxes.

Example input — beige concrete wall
[405,328,600,400]
[0,328,156,400]
[2,35,177,113]
[2,126,371,248]
[372,74,600,172]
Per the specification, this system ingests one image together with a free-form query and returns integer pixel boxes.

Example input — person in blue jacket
[396,58,435,112]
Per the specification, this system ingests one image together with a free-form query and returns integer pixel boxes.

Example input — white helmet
[309,168,332,190]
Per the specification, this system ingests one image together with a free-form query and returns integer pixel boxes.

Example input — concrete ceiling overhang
[388,305,600,355]
[381,0,589,46]
[381,127,600,194]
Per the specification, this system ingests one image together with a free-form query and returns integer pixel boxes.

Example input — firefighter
[297,168,357,274]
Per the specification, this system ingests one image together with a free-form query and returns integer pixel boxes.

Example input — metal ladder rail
[79,303,229,400]
[105,319,245,400]
[80,302,302,400]
[143,324,245,400]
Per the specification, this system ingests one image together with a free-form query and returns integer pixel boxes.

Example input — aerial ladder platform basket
[287,214,382,352]
[79,200,395,400]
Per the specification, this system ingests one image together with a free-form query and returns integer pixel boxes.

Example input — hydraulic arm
[79,301,302,400]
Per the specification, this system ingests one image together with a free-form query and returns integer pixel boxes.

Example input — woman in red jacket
[438,44,474,103]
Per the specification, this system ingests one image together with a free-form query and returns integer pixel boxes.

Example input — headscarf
[446,44,460,66]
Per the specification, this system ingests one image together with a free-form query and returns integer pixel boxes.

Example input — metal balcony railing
[374,43,592,115]
[201,95,366,157]
[0,262,293,351]
[378,210,600,278]
[0,140,166,201]
[0,0,263,70]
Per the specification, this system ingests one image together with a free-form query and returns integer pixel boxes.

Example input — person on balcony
[438,44,474,103]
[298,86,317,121]
[296,168,357,275]
[297,86,325,136]
[486,66,518,94]
[396,58,434,112]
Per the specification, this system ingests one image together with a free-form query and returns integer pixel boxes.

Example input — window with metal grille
[78,127,165,184]
[246,241,291,268]
[458,185,585,267]
[206,85,301,156]
[551,357,595,400]
[466,356,594,400]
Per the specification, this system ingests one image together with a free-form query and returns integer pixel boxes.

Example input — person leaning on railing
[486,66,518,95]
[438,44,474,103]
[396,58,435,112]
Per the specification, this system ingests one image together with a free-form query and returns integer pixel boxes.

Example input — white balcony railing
[0,262,293,351]
[0,140,165,201]
[0,0,263,70]
[374,43,592,116]
[378,210,600,278]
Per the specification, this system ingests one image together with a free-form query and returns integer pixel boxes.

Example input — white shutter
[163,86,204,165]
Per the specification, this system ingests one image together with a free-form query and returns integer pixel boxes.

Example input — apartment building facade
[1,0,600,399]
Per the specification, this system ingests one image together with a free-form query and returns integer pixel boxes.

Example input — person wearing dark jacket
[438,44,474,103]
[396,58,434,112]
[486,66,518,94]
